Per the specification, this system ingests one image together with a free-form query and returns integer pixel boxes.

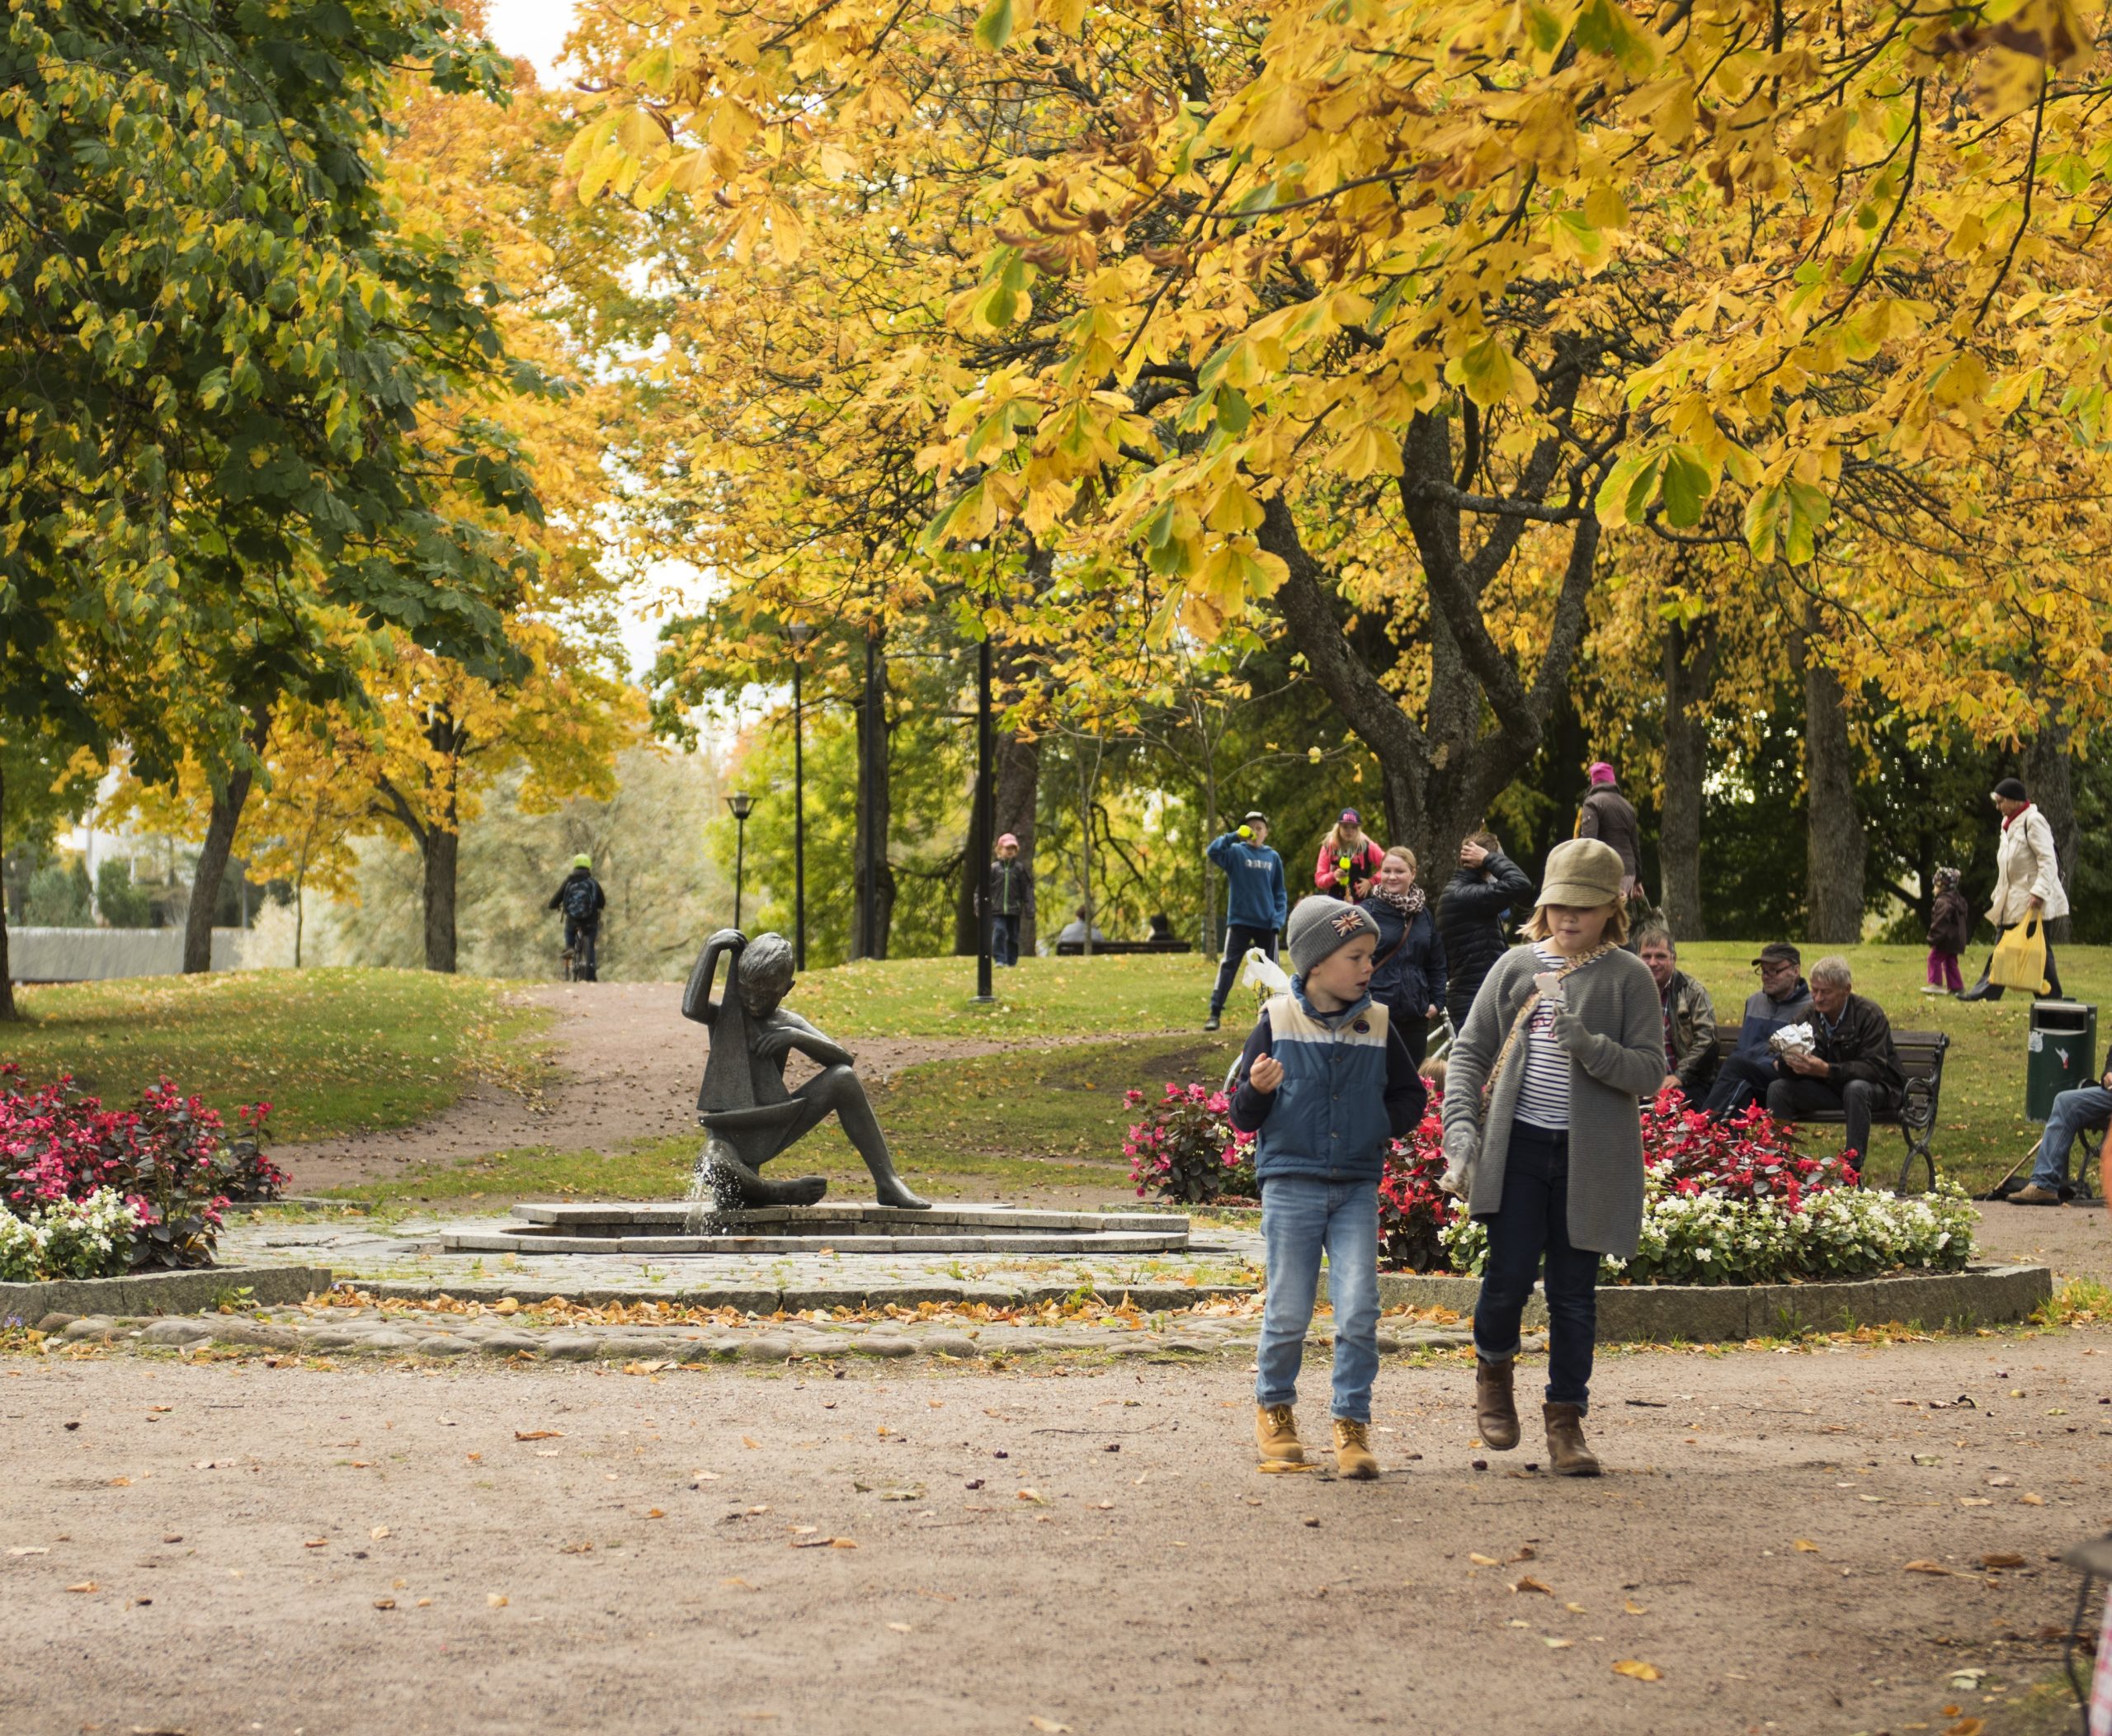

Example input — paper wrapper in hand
[1767,1021,1815,1059]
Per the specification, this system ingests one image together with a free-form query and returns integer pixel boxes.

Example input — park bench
[1053,939,1195,956]
[1709,1027,1949,1194]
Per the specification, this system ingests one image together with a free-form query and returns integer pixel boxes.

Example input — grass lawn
[0,969,546,1143]
[332,1031,1247,1208]
[785,951,1223,1038]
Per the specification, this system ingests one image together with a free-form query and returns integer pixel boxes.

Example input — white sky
[485,0,580,85]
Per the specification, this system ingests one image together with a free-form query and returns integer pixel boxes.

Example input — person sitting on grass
[1230,897,1426,1481]
[2010,1035,2112,1206]
[1759,955,1904,1173]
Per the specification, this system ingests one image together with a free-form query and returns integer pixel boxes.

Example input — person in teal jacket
[1204,811,1289,1031]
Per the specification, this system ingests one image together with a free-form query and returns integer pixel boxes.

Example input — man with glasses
[1699,942,1814,1121]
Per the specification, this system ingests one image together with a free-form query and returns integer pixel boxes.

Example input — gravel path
[280,983,1143,1194]
[3,1331,2107,1734]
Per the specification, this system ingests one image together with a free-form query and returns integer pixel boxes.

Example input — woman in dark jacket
[1436,831,1535,1032]
[1360,847,1447,1068]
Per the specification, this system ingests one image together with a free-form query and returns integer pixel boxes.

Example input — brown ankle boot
[1475,1356,1520,1451]
[1332,1418,1379,1480]
[1544,1403,1600,1477]
[1254,1404,1303,1465]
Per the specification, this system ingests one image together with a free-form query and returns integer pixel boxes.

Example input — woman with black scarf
[1360,846,1448,1069]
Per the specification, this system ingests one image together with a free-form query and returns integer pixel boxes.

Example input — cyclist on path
[549,853,607,981]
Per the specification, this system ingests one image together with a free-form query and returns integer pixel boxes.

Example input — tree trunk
[1793,610,1866,945]
[1659,616,1717,941]
[2025,724,2077,946]
[182,763,256,974]
[1258,379,1603,879]
[0,760,15,1021]
[423,820,459,974]
[851,633,895,960]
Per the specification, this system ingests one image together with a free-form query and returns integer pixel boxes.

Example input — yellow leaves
[1487,90,1578,178]
[1330,423,1402,482]
[1611,1658,1663,1682]
[1247,80,1313,153]
[1787,107,1850,178]
[1930,349,1992,411]
[1447,335,1532,411]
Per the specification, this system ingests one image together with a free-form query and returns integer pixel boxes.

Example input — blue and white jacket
[1228,983,1426,1186]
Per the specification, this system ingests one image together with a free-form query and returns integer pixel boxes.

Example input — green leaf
[974,0,1016,51]
[1658,446,1711,527]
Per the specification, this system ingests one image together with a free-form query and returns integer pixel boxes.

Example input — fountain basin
[441,1201,1192,1257]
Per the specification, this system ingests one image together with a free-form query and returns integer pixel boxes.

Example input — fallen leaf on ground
[304,1539,328,1550]
[1945,1720,1985,1736]
[1016,1489,1049,1506]
[1623,1599,1648,1615]
[369,1526,390,1540]
[790,1537,837,1549]
[1611,1658,1662,1682]
[515,1430,563,1441]
[624,1361,671,1376]
[646,1509,665,1519]
[1793,1539,1820,1553]
[1469,1553,1502,1567]
[693,1470,721,1481]
[373,1598,396,1611]
[887,1621,912,1632]
[831,1539,858,1550]
[8,1547,50,1556]
[1027,1719,1071,1734]
[2019,1493,2045,1506]
[742,1436,761,1451]
[1543,1637,1573,1649]
[1256,1460,1313,1474]
[488,1594,508,1608]
[65,1582,98,1593]
[1904,1559,1956,1575]
[1978,1552,2026,1569]
[558,1542,593,1555]
[1512,1576,1553,1595]
[1563,1602,1588,1615]
[1090,1501,1113,1511]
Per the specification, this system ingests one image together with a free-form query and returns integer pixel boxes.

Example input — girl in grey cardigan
[1439,839,1663,1475]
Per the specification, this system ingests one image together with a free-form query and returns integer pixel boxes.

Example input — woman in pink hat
[1314,809,1383,901]
[985,833,1034,965]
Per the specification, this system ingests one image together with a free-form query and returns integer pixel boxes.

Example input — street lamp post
[787,622,812,971]
[972,634,995,1004]
[726,791,756,929]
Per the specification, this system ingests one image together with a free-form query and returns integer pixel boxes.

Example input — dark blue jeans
[1472,1124,1600,1409]
[1209,923,1278,1017]
[991,912,1021,966]
[564,918,599,979]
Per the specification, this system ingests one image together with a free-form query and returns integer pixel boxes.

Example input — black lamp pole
[973,631,995,1003]
[726,791,755,928]
[788,623,810,970]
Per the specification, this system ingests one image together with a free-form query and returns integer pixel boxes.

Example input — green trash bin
[2026,1000,2098,1121]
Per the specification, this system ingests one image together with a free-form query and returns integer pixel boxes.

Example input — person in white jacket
[1959,776,2068,1002]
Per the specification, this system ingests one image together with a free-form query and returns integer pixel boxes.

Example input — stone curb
[1322,1263,2053,1342]
[344,1279,1257,1314]
[0,1266,336,1325]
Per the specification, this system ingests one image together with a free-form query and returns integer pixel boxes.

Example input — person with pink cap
[1576,762,1644,913]
[1314,809,1384,902]
[983,833,1034,966]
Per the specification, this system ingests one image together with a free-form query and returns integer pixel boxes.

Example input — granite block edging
[1320,1262,2053,1342]
[0,1266,337,1325]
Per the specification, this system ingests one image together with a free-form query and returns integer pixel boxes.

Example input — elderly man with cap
[1204,810,1289,1032]
[983,832,1035,967]
[1699,942,1815,1121]
[1959,775,2068,1002]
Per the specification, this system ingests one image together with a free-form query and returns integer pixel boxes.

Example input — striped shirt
[1513,945,1572,1130]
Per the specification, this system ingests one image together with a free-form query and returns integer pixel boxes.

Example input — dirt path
[4,1333,2107,1734]
[280,984,1154,1193]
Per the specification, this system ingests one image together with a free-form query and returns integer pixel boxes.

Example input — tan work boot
[1544,1403,1601,1477]
[2010,1183,2062,1205]
[1475,1356,1520,1451]
[1255,1403,1303,1465]
[1332,1418,1379,1480]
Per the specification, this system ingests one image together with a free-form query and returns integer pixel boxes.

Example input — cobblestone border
[0,1266,334,1325]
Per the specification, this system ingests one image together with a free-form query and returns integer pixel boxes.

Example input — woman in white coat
[1959,776,2068,1002]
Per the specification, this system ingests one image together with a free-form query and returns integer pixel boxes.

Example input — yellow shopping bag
[1988,919,2048,994]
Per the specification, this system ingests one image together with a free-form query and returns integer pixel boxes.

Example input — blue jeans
[1256,1176,1380,1423]
[991,912,1021,966]
[2030,1085,2112,1190]
[1472,1125,1600,1409]
[1211,923,1279,1017]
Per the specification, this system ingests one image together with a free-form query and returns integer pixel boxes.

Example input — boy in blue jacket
[1231,896,1427,1479]
[1204,811,1289,1032]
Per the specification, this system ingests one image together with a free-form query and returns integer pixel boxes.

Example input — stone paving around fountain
[212,1208,1270,1313]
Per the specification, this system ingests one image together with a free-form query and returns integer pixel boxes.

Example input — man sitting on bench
[2011,1038,2112,1205]
[1757,955,1905,1170]
[1700,941,1813,1120]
